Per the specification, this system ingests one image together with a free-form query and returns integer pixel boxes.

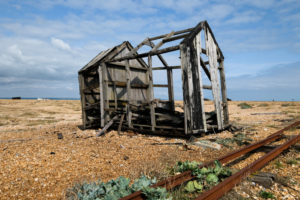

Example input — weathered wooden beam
[205,27,223,130]
[204,21,224,59]
[219,60,229,125]
[200,57,211,81]
[151,31,175,52]
[203,85,212,90]
[78,74,87,129]
[195,33,207,131]
[162,33,190,43]
[118,113,125,135]
[102,63,109,124]
[153,84,168,87]
[106,62,147,71]
[148,55,156,131]
[110,45,180,62]
[125,59,132,128]
[152,65,181,70]
[148,27,193,41]
[106,81,148,89]
[98,65,105,127]
[96,115,119,136]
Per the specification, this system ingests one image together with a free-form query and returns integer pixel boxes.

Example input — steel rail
[120,121,300,200]
[195,134,300,200]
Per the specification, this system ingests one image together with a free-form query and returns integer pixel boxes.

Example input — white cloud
[51,37,71,51]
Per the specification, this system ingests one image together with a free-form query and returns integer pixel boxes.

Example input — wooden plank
[195,33,207,132]
[149,27,193,41]
[180,44,190,134]
[125,59,132,128]
[106,62,147,71]
[162,33,190,43]
[118,113,125,135]
[110,45,180,62]
[203,85,212,90]
[152,65,181,70]
[205,27,223,130]
[102,63,109,124]
[219,60,229,125]
[98,66,105,127]
[96,115,119,137]
[112,68,118,110]
[153,84,168,87]
[78,74,87,129]
[106,81,148,89]
[148,55,156,131]
[151,31,175,52]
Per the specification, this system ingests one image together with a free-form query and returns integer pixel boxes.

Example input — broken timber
[78,20,229,136]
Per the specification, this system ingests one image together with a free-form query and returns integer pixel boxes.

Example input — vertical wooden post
[148,55,156,131]
[111,68,118,110]
[125,59,132,128]
[205,28,223,130]
[180,44,191,134]
[102,63,109,124]
[219,60,229,125]
[167,68,175,111]
[195,33,207,132]
[98,65,104,127]
[78,74,87,129]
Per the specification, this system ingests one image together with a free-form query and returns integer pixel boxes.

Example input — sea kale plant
[66,175,171,200]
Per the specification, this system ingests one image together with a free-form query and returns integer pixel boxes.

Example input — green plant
[286,159,298,165]
[215,133,253,148]
[258,103,269,107]
[259,190,275,199]
[174,160,232,195]
[237,103,252,109]
[66,175,171,200]
[175,161,201,172]
[274,160,283,169]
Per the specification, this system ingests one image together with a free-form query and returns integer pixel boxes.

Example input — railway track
[120,121,300,200]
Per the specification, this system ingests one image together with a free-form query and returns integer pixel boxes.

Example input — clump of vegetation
[66,175,171,200]
[175,160,232,193]
[286,159,298,165]
[258,103,269,107]
[237,103,252,109]
[274,160,283,169]
[259,190,275,199]
[215,133,253,148]
[281,103,295,107]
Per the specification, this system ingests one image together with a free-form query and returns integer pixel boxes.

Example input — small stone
[123,155,129,160]
[50,152,55,155]
[34,178,38,182]
[57,133,63,139]
[120,144,125,149]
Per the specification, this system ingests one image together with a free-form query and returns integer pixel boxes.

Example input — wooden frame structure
[78,20,229,136]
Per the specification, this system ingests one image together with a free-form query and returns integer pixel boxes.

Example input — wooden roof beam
[148,27,193,41]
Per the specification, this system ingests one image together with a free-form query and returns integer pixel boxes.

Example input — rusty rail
[195,134,300,200]
[120,121,300,200]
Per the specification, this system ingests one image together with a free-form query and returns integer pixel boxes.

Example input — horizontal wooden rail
[110,45,180,62]
[153,84,168,87]
[148,27,193,41]
[152,65,181,70]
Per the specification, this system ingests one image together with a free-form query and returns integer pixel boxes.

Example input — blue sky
[0,0,299,100]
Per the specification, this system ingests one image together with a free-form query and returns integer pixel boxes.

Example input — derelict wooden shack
[78,20,229,136]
